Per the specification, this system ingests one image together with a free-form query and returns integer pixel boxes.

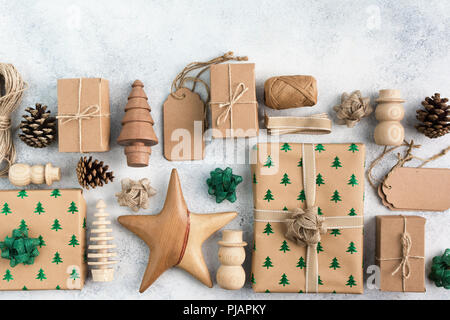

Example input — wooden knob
[44,163,61,185]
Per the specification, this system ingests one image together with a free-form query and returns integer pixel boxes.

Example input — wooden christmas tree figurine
[88,200,117,282]
[117,80,158,167]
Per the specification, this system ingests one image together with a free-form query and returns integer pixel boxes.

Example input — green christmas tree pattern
[297,158,303,167]
[51,219,62,231]
[262,257,274,269]
[317,242,324,254]
[348,174,358,187]
[281,143,292,152]
[348,144,359,153]
[52,252,63,264]
[317,207,323,216]
[280,173,291,186]
[1,203,11,215]
[318,275,324,285]
[330,229,341,237]
[265,289,270,293]
[263,156,274,168]
[34,202,45,215]
[296,257,306,269]
[251,273,256,284]
[346,275,357,287]
[3,269,13,282]
[56,285,61,290]
[36,268,46,281]
[331,190,342,203]
[331,157,342,169]
[297,190,306,202]
[17,190,28,199]
[316,174,325,186]
[348,208,357,216]
[279,273,290,287]
[19,219,28,231]
[67,201,78,214]
[82,218,87,230]
[69,268,80,280]
[68,235,80,247]
[346,242,357,254]
[329,257,341,270]
[253,173,257,184]
[38,235,46,248]
[263,223,274,236]
[279,240,290,253]
[50,189,62,198]
[264,189,274,202]
[22,286,27,291]
[315,144,325,153]
[282,206,289,211]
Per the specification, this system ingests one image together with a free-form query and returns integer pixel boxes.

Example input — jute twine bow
[367,139,450,190]
[0,63,27,177]
[333,91,372,128]
[377,215,424,292]
[116,178,156,212]
[285,207,326,247]
[57,78,109,153]
[210,64,258,130]
[170,51,248,130]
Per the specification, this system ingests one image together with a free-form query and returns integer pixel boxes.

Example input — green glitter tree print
[348,208,357,216]
[263,156,274,168]
[1,203,11,215]
[38,235,46,248]
[253,173,257,184]
[318,276,324,285]
[316,174,325,186]
[51,219,62,231]
[281,143,292,152]
[315,144,325,153]
[36,268,46,281]
[263,223,274,236]
[280,173,291,186]
[279,273,290,287]
[68,235,80,247]
[262,257,274,269]
[50,189,61,198]
[317,242,324,253]
[331,190,342,203]
[330,229,341,237]
[264,189,274,202]
[297,158,303,167]
[346,275,357,287]
[3,270,13,282]
[348,174,358,187]
[17,190,28,199]
[34,202,45,215]
[297,190,306,202]
[348,144,359,153]
[52,252,63,264]
[70,268,80,280]
[329,257,340,270]
[279,240,290,253]
[346,242,357,254]
[297,257,306,269]
[68,201,78,214]
[19,219,28,231]
[331,156,342,169]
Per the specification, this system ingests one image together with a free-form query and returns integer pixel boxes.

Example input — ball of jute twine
[0,63,27,177]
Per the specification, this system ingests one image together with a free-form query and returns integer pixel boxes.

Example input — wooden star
[118,169,237,293]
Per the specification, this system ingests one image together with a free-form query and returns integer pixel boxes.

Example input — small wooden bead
[8,163,60,187]
[216,230,247,290]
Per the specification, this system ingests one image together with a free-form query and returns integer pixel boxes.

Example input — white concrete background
[0,0,449,300]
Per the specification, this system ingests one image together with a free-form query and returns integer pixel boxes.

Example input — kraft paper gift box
[58,78,110,153]
[0,189,87,291]
[251,143,365,293]
[210,63,259,138]
[376,215,426,292]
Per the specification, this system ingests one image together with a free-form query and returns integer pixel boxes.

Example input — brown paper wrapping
[58,78,110,153]
[251,143,365,293]
[376,215,425,292]
[0,189,87,291]
[210,63,258,138]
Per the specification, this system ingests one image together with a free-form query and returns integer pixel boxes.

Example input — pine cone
[416,93,450,139]
[19,103,57,148]
[76,156,114,190]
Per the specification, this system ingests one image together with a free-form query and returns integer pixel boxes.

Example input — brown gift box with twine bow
[0,189,86,291]
[57,78,110,153]
[376,215,426,292]
[210,63,258,138]
[251,143,365,293]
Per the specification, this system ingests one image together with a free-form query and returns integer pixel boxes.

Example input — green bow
[207,167,243,203]
[0,225,40,268]
[429,249,450,289]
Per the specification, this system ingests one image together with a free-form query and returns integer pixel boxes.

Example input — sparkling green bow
[429,249,450,289]
[0,224,40,268]
[207,167,243,203]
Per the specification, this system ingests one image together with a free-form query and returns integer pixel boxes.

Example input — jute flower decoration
[333,90,372,128]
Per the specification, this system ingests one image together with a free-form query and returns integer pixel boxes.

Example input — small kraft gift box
[376,215,426,292]
[210,63,259,138]
[57,78,110,153]
[251,143,365,293]
[0,189,87,290]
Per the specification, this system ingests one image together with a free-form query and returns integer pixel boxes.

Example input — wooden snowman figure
[216,230,247,290]
[374,89,406,146]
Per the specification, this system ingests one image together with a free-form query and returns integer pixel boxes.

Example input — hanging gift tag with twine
[163,52,247,161]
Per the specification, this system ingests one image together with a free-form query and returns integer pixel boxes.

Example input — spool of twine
[264,75,318,110]
[0,64,27,177]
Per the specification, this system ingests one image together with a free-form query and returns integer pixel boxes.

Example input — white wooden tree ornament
[88,200,117,282]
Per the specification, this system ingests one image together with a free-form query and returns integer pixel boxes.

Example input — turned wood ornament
[8,163,60,187]
[117,80,158,167]
[216,230,247,290]
[374,90,406,146]
[118,169,237,293]
[87,200,117,282]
